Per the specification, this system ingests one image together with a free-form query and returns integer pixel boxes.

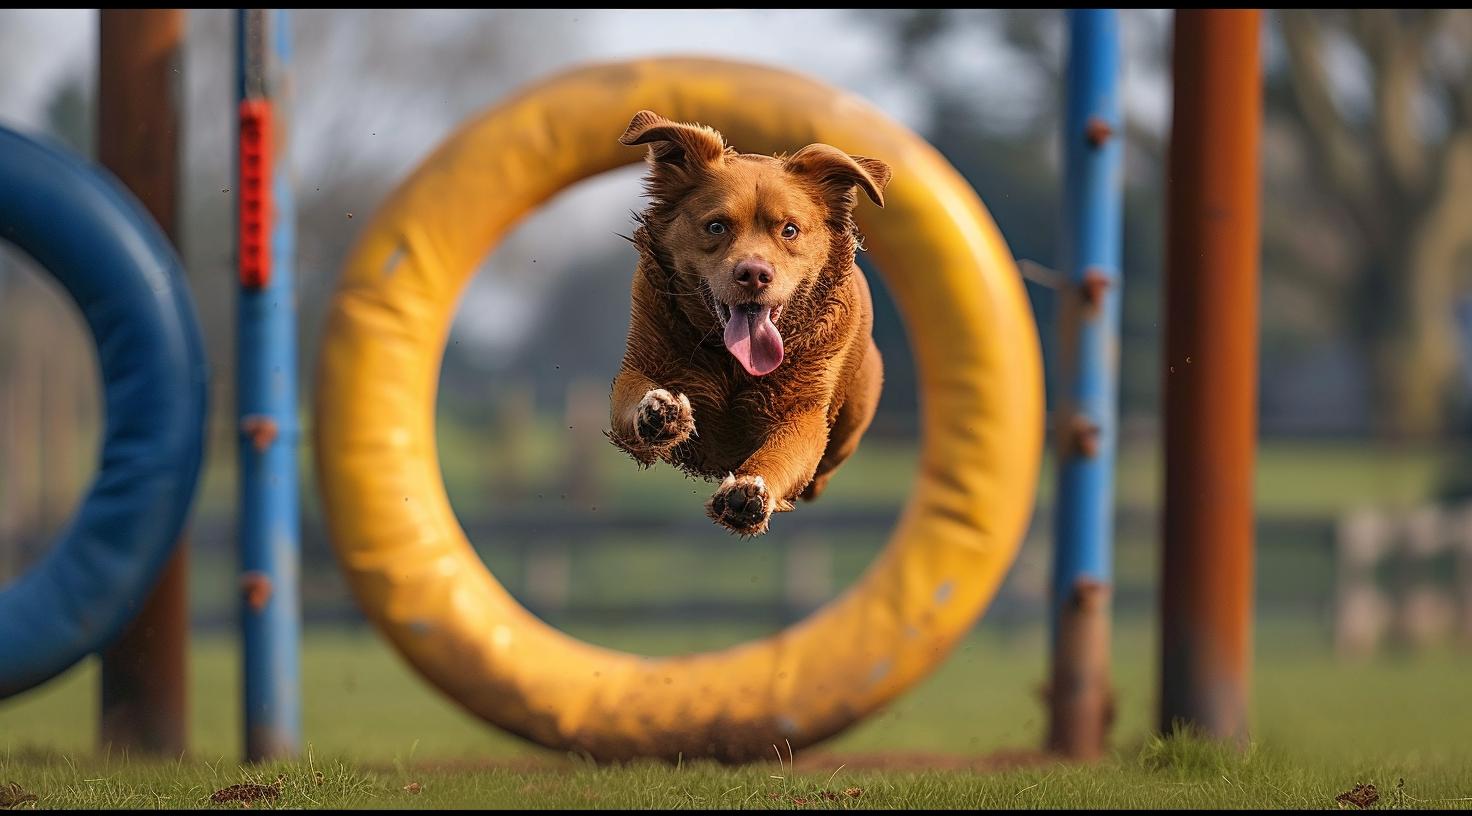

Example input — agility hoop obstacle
[0,125,208,699]
[313,57,1044,761]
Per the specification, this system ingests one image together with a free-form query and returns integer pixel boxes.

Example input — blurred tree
[1276,10,1472,439]
[861,10,1472,442]
[852,9,1171,425]
[42,78,93,158]
[175,9,583,431]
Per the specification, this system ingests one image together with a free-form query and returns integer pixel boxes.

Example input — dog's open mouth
[720,301,785,377]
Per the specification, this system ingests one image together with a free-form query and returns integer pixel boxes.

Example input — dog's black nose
[733,260,773,292]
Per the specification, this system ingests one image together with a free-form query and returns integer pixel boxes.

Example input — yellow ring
[314,56,1043,761]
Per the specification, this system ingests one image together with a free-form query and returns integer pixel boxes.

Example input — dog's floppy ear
[619,109,727,168]
[784,143,891,209]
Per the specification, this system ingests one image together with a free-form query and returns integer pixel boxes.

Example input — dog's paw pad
[706,473,772,537]
[635,389,694,447]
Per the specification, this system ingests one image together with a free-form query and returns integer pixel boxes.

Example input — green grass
[3,619,1472,808]
[4,743,1470,809]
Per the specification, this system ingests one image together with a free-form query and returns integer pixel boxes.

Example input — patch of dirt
[0,782,38,809]
[208,784,279,805]
[1335,783,1379,809]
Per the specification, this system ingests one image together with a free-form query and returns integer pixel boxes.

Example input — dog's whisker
[648,288,705,299]
[687,323,721,366]
[699,279,727,328]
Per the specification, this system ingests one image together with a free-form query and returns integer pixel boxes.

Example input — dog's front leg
[607,366,696,467]
[706,411,828,537]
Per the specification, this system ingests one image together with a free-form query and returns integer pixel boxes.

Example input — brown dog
[606,110,890,537]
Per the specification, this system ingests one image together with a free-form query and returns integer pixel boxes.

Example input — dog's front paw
[635,388,695,450]
[706,474,773,537]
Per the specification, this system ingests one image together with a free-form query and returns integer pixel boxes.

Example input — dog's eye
[706,221,727,236]
[781,223,799,239]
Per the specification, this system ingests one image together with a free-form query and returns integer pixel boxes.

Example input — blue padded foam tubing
[0,125,208,698]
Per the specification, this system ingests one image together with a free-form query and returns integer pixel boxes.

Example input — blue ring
[0,125,208,697]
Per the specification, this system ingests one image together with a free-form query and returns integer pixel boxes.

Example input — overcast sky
[0,9,1175,140]
[0,9,1174,364]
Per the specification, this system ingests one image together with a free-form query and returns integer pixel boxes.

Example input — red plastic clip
[238,99,273,289]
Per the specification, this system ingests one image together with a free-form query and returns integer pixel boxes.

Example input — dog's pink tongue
[723,306,784,376]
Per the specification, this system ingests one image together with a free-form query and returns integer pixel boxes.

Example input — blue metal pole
[236,7,300,762]
[1047,8,1123,759]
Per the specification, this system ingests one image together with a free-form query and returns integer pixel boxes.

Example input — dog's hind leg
[801,338,882,502]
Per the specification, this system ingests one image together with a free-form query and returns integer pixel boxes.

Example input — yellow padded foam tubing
[313,56,1043,762]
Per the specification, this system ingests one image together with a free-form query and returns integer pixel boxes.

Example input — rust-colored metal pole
[97,7,189,757]
[1159,8,1262,746]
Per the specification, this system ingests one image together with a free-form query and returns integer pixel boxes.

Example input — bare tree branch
[1280,11,1377,220]
[1354,10,1430,199]
[1423,11,1472,229]
[1447,12,1472,132]
[1417,133,1472,280]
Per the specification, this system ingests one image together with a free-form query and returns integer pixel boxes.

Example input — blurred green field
[434,420,1453,518]
[4,431,1466,807]
[7,618,1469,763]
[3,618,1471,808]
[172,411,1452,524]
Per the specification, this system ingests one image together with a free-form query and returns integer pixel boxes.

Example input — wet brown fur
[606,110,890,536]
